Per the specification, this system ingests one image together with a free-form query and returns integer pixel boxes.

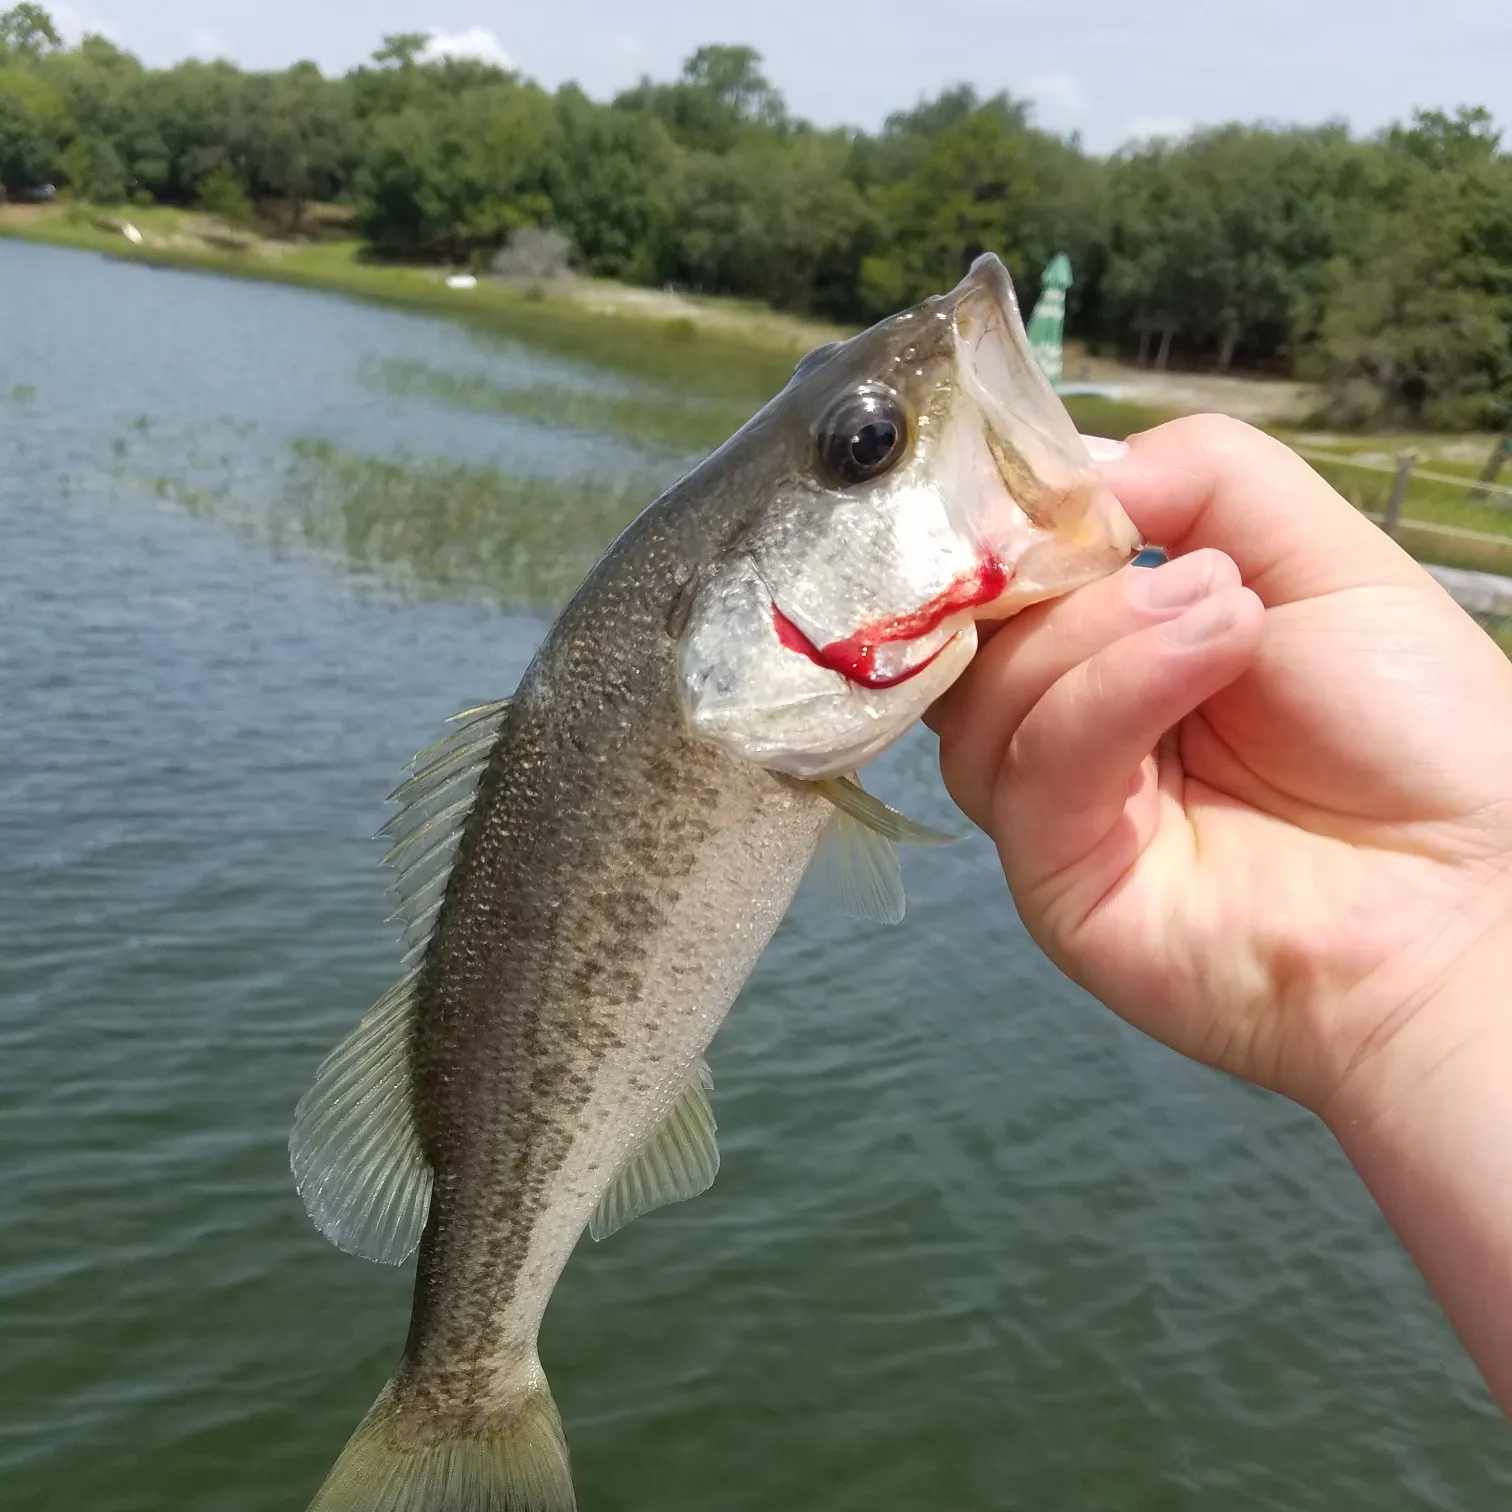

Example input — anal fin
[589,1062,719,1241]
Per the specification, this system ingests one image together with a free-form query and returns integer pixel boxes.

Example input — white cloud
[420,26,515,69]
[1121,114,1195,145]
[1022,70,1088,132]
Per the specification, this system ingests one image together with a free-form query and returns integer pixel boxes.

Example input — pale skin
[928,414,1512,1413]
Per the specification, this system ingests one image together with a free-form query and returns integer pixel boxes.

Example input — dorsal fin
[289,698,512,1263]
[381,698,513,960]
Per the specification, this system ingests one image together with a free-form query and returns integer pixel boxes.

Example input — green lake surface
[1,238,1508,1511]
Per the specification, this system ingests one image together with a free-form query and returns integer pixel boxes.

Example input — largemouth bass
[290,252,1140,1512]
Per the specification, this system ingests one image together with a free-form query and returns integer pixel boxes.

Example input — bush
[195,160,253,225]
[59,131,125,203]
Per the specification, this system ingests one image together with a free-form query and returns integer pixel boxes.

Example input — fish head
[678,251,1142,780]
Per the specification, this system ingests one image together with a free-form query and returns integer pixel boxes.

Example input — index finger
[1098,414,1434,606]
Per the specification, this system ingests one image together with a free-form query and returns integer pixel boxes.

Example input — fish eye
[815,385,909,487]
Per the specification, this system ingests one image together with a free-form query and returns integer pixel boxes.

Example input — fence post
[1468,429,1512,502]
[1382,451,1415,538]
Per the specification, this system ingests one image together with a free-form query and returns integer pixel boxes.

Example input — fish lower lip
[768,560,1010,691]
[770,603,961,690]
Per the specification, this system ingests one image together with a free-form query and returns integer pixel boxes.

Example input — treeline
[2,4,1511,429]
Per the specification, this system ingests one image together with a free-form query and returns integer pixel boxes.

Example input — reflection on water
[361,356,760,456]
[2,238,1510,1512]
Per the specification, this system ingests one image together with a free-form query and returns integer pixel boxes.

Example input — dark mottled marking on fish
[290,251,1141,1512]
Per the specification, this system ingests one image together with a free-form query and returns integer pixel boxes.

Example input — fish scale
[287,252,1140,1511]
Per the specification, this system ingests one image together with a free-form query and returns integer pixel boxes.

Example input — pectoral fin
[802,775,962,926]
[805,775,962,846]
[289,970,432,1264]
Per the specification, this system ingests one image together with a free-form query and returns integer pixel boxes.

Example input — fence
[1293,441,1512,585]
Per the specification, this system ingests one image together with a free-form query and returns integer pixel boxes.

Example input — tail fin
[306,1376,575,1512]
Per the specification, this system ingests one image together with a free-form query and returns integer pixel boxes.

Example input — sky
[45,0,1512,154]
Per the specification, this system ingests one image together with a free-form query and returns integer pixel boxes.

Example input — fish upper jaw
[944,256,1143,610]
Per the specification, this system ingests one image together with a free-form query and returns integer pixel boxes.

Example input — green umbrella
[1026,253,1073,387]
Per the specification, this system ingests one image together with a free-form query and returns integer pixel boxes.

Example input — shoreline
[0,206,1234,434]
[7,207,1511,601]
[0,208,814,403]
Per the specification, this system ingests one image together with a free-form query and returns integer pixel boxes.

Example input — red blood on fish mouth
[770,560,1011,690]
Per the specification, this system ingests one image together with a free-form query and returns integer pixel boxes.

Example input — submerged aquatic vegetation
[281,438,666,610]
[360,358,758,456]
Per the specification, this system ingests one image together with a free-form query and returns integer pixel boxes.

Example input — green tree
[371,33,429,69]
[615,44,786,154]
[1311,126,1512,428]
[1101,125,1381,371]
[59,129,125,200]
[0,84,53,189]
[120,59,255,203]
[0,3,60,63]
[357,83,553,259]
[195,157,252,222]
[545,88,674,279]
[859,100,1037,316]
[243,62,355,228]
[653,131,873,315]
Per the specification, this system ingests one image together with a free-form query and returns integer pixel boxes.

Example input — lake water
[2,238,1508,1511]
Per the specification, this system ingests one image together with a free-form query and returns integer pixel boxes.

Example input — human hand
[930,414,1512,1126]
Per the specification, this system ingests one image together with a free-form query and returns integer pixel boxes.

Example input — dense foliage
[2,8,1509,427]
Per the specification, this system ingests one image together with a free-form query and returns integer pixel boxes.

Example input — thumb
[995,585,1265,913]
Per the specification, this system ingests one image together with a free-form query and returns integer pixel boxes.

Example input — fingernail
[1081,434,1130,462]
[1139,552,1214,610]
[1167,594,1237,646]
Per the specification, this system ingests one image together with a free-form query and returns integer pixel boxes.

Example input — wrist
[1316,898,1512,1412]
[1321,900,1512,1143]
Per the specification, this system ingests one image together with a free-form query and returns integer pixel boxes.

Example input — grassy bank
[9,203,1512,587]
[1290,438,1512,576]
[0,207,808,401]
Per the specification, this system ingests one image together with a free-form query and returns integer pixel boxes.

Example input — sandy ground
[1069,362,1318,425]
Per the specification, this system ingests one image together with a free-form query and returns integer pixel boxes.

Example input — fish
[289,251,1141,1512]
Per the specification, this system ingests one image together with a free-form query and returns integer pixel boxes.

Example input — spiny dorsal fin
[382,698,513,960]
[289,698,513,1264]
[589,1061,719,1242]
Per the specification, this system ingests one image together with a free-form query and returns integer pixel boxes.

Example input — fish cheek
[676,556,868,773]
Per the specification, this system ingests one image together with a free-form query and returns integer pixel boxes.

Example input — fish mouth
[768,560,1006,691]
